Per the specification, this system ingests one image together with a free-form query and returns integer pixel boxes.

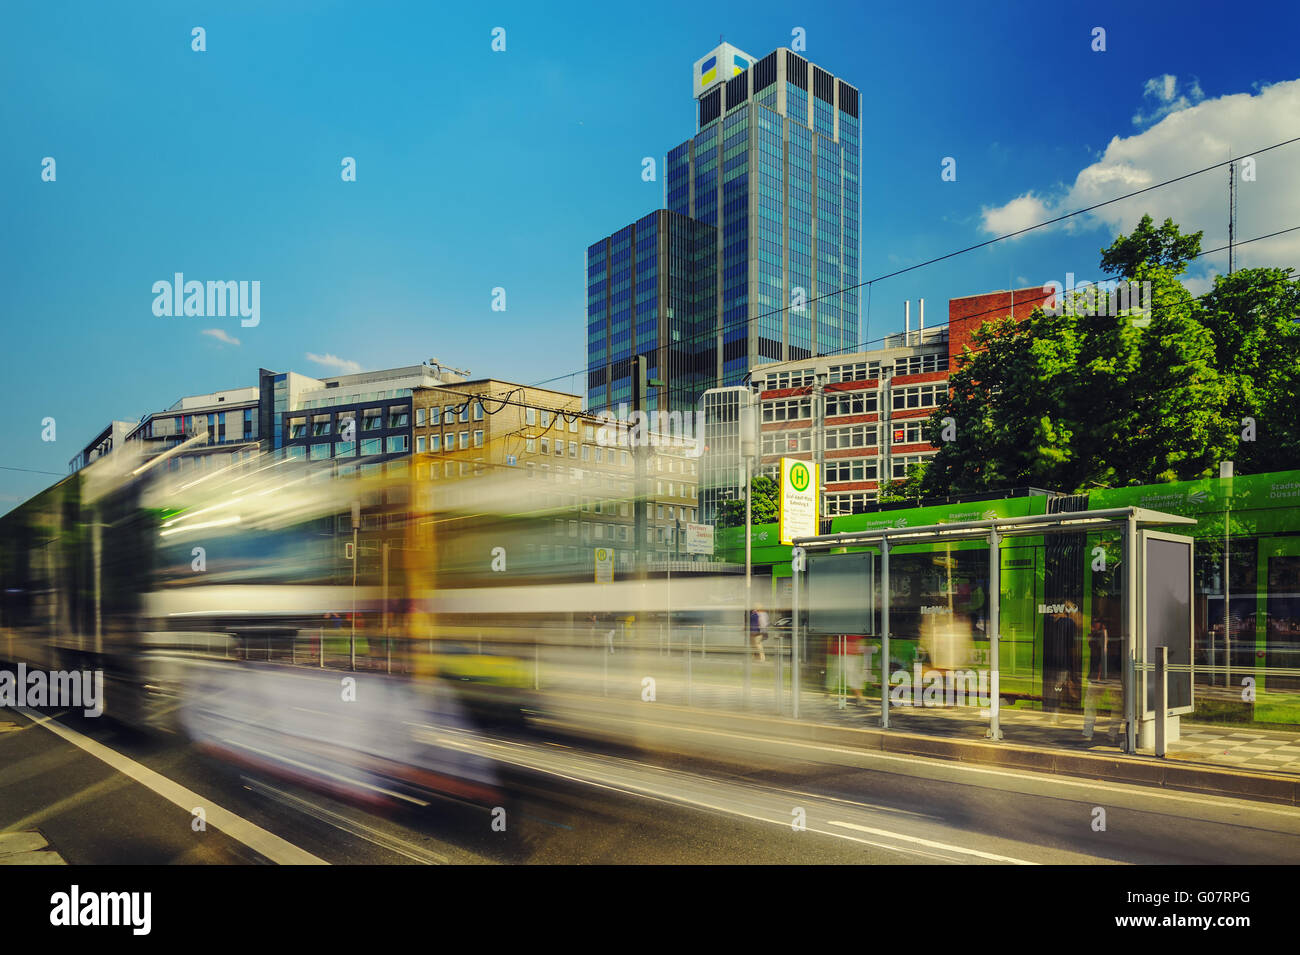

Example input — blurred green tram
[738,470,1300,726]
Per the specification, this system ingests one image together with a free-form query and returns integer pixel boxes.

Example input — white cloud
[1133,74,1205,127]
[980,193,1050,236]
[306,352,363,374]
[979,77,1300,273]
[201,328,241,346]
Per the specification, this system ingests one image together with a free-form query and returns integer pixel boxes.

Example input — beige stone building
[408,379,702,573]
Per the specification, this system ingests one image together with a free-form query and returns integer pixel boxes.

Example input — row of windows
[825,457,879,483]
[763,397,811,421]
[826,424,876,449]
[892,384,944,410]
[894,353,949,376]
[762,430,811,454]
[416,431,482,453]
[295,435,409,460]
[826,392,878,416]
[826,492,878,515]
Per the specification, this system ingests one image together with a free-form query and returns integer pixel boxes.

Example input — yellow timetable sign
[594,547,614,583]
[779,457,817,545]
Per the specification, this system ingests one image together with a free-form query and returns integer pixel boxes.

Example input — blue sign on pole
[506,455,517,466]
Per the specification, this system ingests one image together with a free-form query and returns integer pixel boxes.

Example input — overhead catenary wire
[528,134,1300,399]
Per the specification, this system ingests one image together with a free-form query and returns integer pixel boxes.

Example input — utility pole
[1228,159,1238,275]
[813,370,827,532]
[632,355,649,578]
[741,386,758,706]
[351,500,359,671]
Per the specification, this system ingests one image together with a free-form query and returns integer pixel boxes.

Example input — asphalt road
[4,698,1300,867]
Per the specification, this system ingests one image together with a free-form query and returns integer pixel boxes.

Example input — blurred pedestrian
[750,605,769,662]
[1082,619,1114,741]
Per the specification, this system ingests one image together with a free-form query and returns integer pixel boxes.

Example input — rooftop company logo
[152,273,260,327]
[700,54,717,86]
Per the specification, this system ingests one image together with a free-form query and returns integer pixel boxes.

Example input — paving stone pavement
[534,655,1300,777]
[0,830,67,865]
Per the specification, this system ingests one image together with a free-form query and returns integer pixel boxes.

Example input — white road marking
[826,820,1038,864]
[554,710,1300,821]
[16,709,327,865]
[242,778,448,864]
[431,730,1037,864]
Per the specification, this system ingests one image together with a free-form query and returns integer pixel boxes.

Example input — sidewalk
[531,650,1300,780]
[813,696,1300,777]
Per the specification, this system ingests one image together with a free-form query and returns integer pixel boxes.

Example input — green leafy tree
[920,216,1241,495]
[1196,267,1300,473]
[878,462,928,504]
[716,475,779,529]
[1099,214,1203,277]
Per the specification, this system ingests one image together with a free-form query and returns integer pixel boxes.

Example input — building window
[893,420,926,444]
[473,402,484,421]
[416,436,426,453]
[763,397,812,422]
[826,425,877,450]
[363,408,383,431]
[895,353,949,376]
[289,418,307,439]
[360,438,382,455]
[892,384,943,410]
[459,431,469,450]
[826,392,878,416]
[430,434,441,452]
[336,441,356,457]
[415,408,426,427]
[526,408,537,426]
[388,409,409,429]
[892,454,932,479]
[825,457,878,483]
[541,438,550,454]
[555,439,564,456]
[526,437,536,453]
[761,430,812,455]
[473,430,484,448]
[309,442,332,460]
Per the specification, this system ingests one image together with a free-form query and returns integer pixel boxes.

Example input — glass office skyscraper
[586,210,715,413]
[585,43,860,410]
[667,45,860,386]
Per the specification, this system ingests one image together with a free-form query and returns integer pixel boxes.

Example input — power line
[535,133,1300,396]
[0,465,66,476]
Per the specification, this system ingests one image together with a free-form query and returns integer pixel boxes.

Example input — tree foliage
[716,475,779,529]
[918,215,1300,496]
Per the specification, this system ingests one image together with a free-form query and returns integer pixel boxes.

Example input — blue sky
[3,0,1299,509]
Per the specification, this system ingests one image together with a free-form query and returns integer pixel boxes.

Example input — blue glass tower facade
[667,47,860,385]
[585,44,860,409]
[586,210,715,413]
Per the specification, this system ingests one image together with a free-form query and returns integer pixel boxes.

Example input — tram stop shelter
[791,506,1197,755]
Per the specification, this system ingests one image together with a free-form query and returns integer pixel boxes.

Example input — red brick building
[947,285,1052,368]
